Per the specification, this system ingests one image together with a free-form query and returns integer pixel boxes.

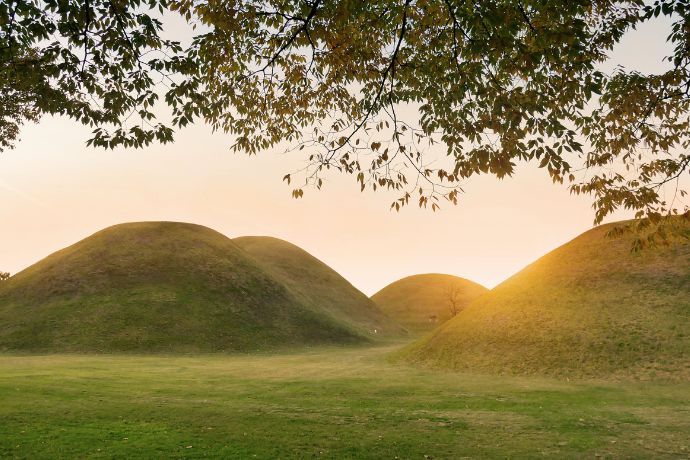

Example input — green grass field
[2,344,689,459]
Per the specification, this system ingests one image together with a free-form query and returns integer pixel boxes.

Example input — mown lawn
[1,345,689,459]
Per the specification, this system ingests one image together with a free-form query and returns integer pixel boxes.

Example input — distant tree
[2,1,689,241]
[0,272,10,282]
[445,283,463,317]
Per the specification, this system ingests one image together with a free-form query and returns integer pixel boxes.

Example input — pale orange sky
[0,16,684,295]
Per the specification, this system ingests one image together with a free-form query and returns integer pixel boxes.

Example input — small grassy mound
[0,222,366,353]
[402,221,690,379]
[234,236,405,338]
[371,274,487,334]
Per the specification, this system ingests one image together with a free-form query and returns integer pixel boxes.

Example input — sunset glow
[0,16,683,295]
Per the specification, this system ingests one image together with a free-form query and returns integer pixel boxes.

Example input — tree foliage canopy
[2,0,689,241]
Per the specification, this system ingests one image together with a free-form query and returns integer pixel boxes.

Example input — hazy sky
[0,15,683,295]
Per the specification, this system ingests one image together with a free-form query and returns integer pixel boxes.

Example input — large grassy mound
[0,222,367,353]
[234,236,405,338]
[402,221,690,379]
[371,274,487,334]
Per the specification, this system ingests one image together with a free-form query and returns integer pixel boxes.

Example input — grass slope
[234,236,405,338]
[0,222,365,353]
[402,221,690,379]
[372,274,488,334]
[1,347,689,458]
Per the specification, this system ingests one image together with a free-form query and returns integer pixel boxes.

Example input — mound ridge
[234,236,405,338]
[402,221,690,379]
[372,274,487,334]
[0,222,370,352]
